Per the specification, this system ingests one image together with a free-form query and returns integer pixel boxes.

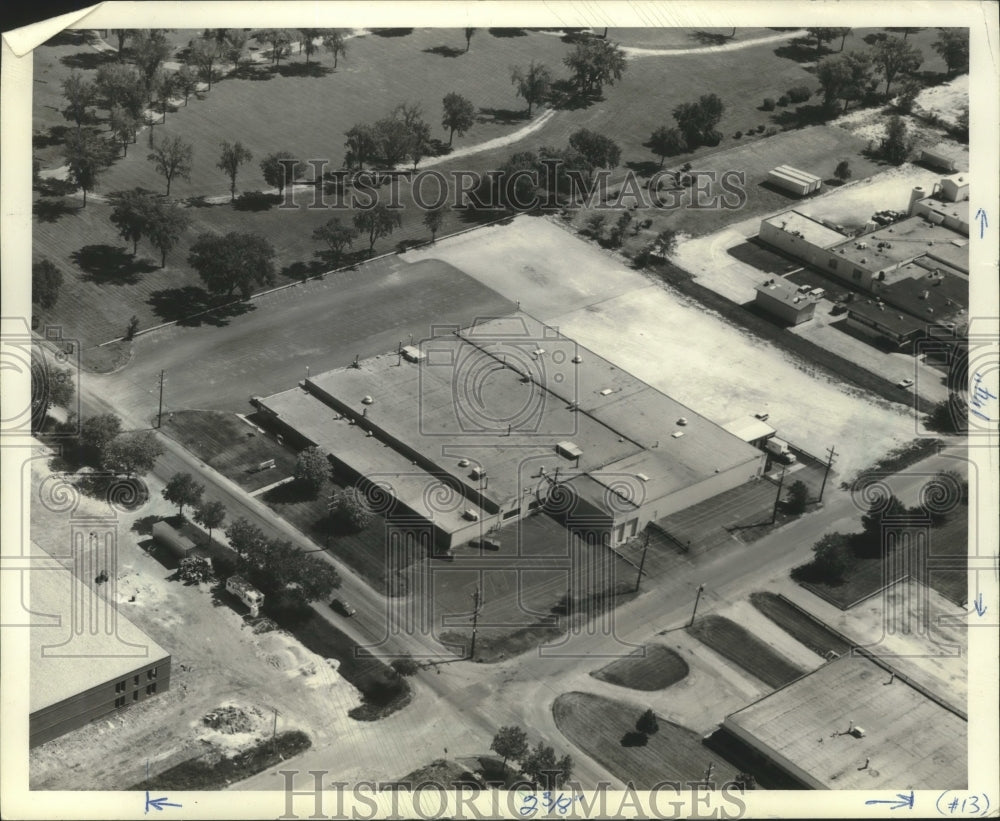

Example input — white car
[897,378,914,389]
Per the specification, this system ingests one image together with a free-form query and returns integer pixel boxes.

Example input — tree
[932,28,969,76]
[647,125,687,167]
[672,93,724,146]
[331,487,374,531]
[584,213,606,238]
[563,38,626,96]
[62,71,96,129]
[109,104,139,156]
[636,709,659,735]
[649,228,679,258]
[131,30,171,84]
[63,129,113,206]
[226,518,268,563]
[834,159,852,182]
[816,52,873,112]
[892,27,925,40]
[217,140,253,201]
[312,218,356,265]
[441,92,476,146]
[162,472,205,516]
[260,150,296,196]
[344,123,377,170]
[872,36,923,95]
[489,726,528,771]
[353,203,403,253]
[390,657,419,677]
[103,430,163,477]
[194,500,226,546]
[373,116,413,168]
[810,532,852,580]
[786,480,809,515]
[510,61,551,116]
[147,198,191,268]
[255,29,295,65]
[148,134,194,195]
[190,38,220,90]
[108,187,157,255]
[32,259,63,309]
[31,356,74,427]
[96,63,146,119]
[322,30,348,69]
[833,27,853,51]
[298,29,323,63]
[110,29,130,59]
[294,446,329,496]
[148,68,174,125]
[882,115,910,164]
[464,28,476,52]
[79,413,123,464]
[423,205,447,242]
[222,29,248,72]
[522,741,572,789]
[805,27,839,55]
[567,129,621,172]
[178,556,214,584]
[188,232,276,298]
[732,772,757,790]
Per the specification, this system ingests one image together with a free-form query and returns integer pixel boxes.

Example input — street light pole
[469,585,482,661]
[819,445,838,503]
[688,583,705,628]
[634,531,650,593]
[771,466,786,524]
[156,370,165,428]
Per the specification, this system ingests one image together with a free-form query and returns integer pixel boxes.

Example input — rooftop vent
[671,431,685,439]
[636,473,649,482]
[850,726,867,739]
[572,354,583,364]
[677,417,688,426]
[600,388,613,396]
[471,466,485,480]
[362,395,374,405]
[458,458,470,467]
[463,509,480,522]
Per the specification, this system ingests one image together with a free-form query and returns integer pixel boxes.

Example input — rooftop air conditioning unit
[850,726,867,738]
[463,509,480,522]
[671,431,684,439]
[636,473,649,482]
[471,467,485,479]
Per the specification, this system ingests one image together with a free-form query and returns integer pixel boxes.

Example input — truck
[765,436,797,464]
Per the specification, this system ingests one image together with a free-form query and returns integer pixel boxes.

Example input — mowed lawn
[591,644,689,690]
[687,614,806,689]
[552,691,738,788]
[749,592,852,658]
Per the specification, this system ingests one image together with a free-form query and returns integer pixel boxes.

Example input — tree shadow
[371,28,414,37]
[625,159,661,177]
[773,38,824,63]
[770,103,833,128]
[489,28,526,37]
[546,79,599,111]
[147,288,257,328]
[476,107,529,125]
[281,259,326,279]
[33,125,71,148]
[263,479,315,504]
[71,244,157,285]
[395,238,426,254]
[862,32,889,46]
[233,191,282,211]
[560,30,594,45]
[33,197,77,223]
[232,64,274,81]
[689,30,730,46]
[43,30,88,47]
[184,195,226,208]
[273,62,333,78]
[621,731,649,747]
[34,176,79,197]
[422,45,464,58]
[59,50,116,70]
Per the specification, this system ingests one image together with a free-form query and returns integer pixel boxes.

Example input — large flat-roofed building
[722,653,966,790]
[29,545,171,748]
[254,313,766,549]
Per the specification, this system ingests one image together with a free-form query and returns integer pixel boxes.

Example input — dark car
[331,599,356,617]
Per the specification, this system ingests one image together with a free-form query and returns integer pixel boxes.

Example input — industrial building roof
[763,211,846,248]
[260,312,761,519]
[724,654,966,790]
[847,300,925,340]
[831,215,964,271]
[722,416,776,443]
[754,277,819,309]
[29,543,170,713]
[918,198,971,236]
[877,264,968,325]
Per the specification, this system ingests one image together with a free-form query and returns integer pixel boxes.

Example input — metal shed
[152,520,197,559]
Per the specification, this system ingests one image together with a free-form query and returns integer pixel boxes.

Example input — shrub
[765,127,779,137]
[777,94,790,107]
[762,97,775,111]
[733,130,743,139]
[703,130,722,146]
[756,124,766,134]
[787,85,811,103]
[178,556,214,584]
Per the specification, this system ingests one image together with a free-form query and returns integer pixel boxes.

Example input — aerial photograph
[3,3,997,819]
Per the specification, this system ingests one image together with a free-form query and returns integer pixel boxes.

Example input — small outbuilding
[767,165,822,197]
[152,520,197,560]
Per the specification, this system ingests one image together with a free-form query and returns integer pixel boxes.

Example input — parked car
[331,598,356,617]
[897,378,914,389]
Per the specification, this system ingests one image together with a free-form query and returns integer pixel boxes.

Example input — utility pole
[688,583,705,627]
[469,585,482,661]
[634,531,650,592]
[271,706,280,755]
[771,466,786,524]
[819,445,838,502]
[156,370,165,428]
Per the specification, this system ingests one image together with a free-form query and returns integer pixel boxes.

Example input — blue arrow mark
[975,208,988,239]
[973,592,987,617]
[865,791,915,810]
[145,792,182,813]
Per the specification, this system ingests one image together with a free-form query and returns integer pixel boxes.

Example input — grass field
[686,614,806,689]
[552,691,738,788]
[591,644,689,691]
[32,27,953,351]
[748,592,852,657]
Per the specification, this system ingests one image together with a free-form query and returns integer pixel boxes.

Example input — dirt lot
[27,455,366,790]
